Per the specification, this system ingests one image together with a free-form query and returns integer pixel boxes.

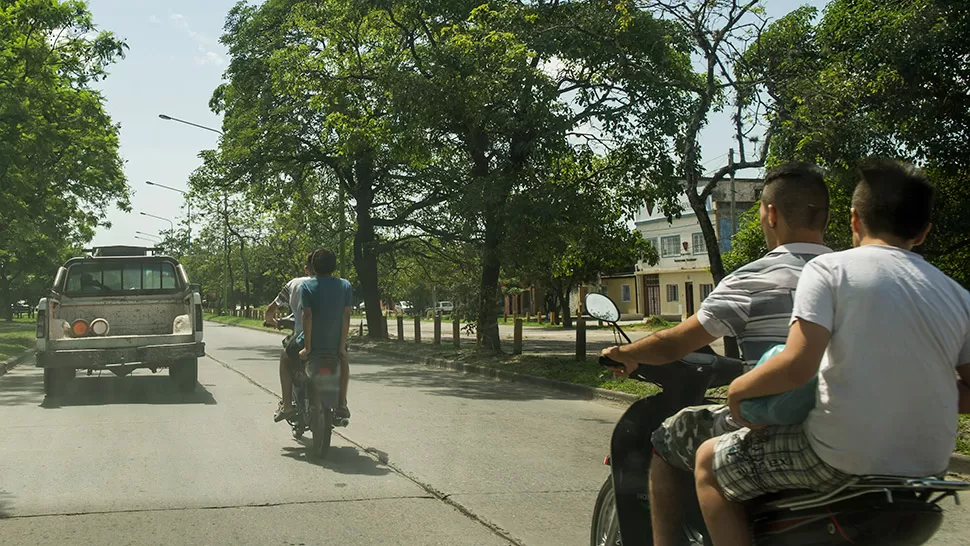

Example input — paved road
[1,322,967,545]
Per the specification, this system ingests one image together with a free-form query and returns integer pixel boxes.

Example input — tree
[209,0,452,337]
[0,0,129,320]
[381,0,691,351]
[726,0,970,287]
[503,151,658,327]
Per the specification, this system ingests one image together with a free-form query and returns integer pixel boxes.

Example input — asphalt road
[0,322,967,545]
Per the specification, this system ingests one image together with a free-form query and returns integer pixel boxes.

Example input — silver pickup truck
[35,246,205,396]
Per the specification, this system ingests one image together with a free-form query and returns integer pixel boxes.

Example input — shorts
[281,333,303,362]
[652,404,740,472]
[712,425,850,502]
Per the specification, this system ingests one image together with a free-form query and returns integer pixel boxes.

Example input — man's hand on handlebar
[601,346,639,377]
[298,347,310,361]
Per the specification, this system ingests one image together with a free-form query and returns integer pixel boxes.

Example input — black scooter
[585,293,970,546]
[269,315,347,458]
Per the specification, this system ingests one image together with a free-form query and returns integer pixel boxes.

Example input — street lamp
[146,180,192,248]
[139,211,174,232]
[158,113,223,135]
[135,231,162,241]
[134,235,159,245]
[159,112,230,313]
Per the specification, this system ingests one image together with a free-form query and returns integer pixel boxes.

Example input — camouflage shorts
[651,404,741,472]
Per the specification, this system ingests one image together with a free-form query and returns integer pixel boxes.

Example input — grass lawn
[0,317,35,363]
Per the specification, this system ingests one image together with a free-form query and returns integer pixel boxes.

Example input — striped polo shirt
[697,243,832,362]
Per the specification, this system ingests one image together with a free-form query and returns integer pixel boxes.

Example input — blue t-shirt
[300,276,353,355]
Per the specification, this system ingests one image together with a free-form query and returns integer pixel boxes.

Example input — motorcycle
[267,314,348,458]
[585,293,970,546]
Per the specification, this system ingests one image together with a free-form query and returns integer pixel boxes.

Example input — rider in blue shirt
[298,248,353,421]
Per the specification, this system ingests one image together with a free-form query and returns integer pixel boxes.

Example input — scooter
[585,293,970,546]
[269,314,347,458]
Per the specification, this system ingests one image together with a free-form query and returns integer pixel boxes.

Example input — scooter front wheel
[591,476,624,546]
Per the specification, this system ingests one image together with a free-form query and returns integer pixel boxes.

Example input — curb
[205,319,970,473]
[0,348,36,378]
[355,343,641,406]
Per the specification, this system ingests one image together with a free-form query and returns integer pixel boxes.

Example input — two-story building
[628,177,764,321]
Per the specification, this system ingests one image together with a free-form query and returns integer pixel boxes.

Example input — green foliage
[0,0,129,319]
[735,0,970,285]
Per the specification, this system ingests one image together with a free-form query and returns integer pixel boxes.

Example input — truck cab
[35,246,205,396]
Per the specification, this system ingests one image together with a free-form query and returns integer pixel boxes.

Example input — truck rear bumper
[36,342,205,369]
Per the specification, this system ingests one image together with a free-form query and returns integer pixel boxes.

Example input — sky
[88,0,828,247]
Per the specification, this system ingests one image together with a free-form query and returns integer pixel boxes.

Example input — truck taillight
[195,304,203,332]
[36,310,46,338]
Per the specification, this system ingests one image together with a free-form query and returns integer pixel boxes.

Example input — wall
[656,270,715,320]
[600,275,638,317]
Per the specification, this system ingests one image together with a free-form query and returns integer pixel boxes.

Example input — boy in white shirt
[693,159,970,545]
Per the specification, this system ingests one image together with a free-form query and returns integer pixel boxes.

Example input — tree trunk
[477,209,503,351]
[351,154,386,340]
[0,270,11,322]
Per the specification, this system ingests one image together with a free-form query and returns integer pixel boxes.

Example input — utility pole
[338,184,346,277]
[223,194,230,314]
[729,148,737,240]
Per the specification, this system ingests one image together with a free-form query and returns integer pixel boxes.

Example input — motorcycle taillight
[317,368,333,376]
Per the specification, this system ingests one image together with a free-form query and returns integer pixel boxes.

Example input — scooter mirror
[585,293,621,323]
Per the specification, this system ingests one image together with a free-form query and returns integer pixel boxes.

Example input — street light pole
[157,113,229,312]
[146,180,192,250]
[139,211,174,232]
[135,231,162,241]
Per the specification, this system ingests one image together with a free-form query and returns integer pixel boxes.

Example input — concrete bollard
[397,315,404,342]
[576,315,586,361]
[434,314,442,345]
[414,316,421,343]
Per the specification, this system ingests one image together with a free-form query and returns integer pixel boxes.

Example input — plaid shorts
[652,404,741,472]
[713,425,850,502]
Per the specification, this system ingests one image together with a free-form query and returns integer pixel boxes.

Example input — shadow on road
[0,489,13,519]
[352,365,580,402]
[40,375,217,408]
[281,442,391,476]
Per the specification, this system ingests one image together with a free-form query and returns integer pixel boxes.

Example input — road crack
[204,353,529,546]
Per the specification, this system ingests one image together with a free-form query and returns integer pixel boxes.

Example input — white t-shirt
[793,245,970,477]
[274,276,312,335]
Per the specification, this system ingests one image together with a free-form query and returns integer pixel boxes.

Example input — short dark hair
[760,161,830,231]
[851,159,934,239]
[305,251,315,273]
[311,248,337,276]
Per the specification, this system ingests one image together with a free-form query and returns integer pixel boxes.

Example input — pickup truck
[35,246,205,396]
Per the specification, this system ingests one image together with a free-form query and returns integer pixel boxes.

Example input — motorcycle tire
[310,407,332,458]
[591,476,625,546]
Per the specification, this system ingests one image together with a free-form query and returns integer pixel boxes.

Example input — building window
[645,238,659,252]
[621,284,631,302]
[700,284,714,300]
[692,233,707,255]
[661,235,681,258]
[666,284,678,302]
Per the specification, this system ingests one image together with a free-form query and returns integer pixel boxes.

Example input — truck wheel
[171,358,198,393]
[43,368,74,397]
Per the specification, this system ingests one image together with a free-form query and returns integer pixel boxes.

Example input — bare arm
[264,301,279,326]
[340,307,351,353]
[957,364,970,414]
[727,318,828,422]
[602,315,717,375]
[302,307,313,353]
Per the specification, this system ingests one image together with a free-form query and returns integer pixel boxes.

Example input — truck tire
[170,358,198,393]
[43,368,74,397]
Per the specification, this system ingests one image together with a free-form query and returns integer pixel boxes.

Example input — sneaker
[274,401,296,422]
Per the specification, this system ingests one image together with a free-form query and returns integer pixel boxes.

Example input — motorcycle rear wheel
[310,407,332,458]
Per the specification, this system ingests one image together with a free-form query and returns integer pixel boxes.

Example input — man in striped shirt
[601,162,831,546]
